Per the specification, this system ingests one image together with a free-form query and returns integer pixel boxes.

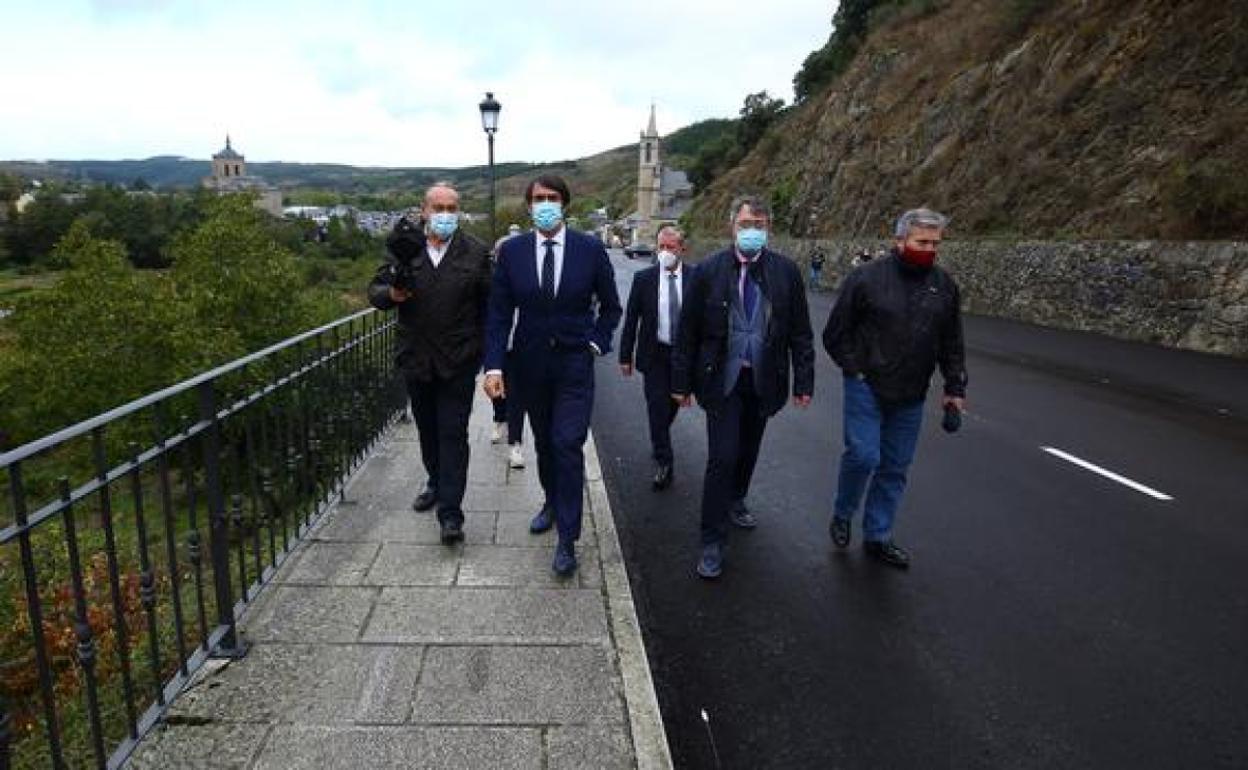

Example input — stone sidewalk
[127,392,671,769]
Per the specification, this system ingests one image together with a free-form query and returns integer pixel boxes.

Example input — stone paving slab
[125,390,672,769]
[251,726,542,770]
[409,645,623,725]
[361,587,608,644]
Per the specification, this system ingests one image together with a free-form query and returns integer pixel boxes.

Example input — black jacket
[619,263,693,373]
[671,247,815,417]
[822,250,967,403]
[368,219,492,381]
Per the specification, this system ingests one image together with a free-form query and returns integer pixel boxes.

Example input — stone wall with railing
[764,237,1248,358]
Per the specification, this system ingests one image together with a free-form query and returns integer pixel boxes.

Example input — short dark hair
[524,175,572,206]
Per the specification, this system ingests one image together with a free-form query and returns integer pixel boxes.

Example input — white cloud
[0,0,834,166]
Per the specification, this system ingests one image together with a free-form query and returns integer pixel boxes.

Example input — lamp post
[478,91,501,242]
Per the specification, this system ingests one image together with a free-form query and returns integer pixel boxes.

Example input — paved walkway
[127,392,671,769]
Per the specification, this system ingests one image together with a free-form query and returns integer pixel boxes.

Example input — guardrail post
[199,380,247,659]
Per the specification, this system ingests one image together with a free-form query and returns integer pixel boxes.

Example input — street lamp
[478,91,502,241]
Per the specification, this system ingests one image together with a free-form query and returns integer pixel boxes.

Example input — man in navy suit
[619,225,692,490]
[671,194,815,579]
[482,175,622,576]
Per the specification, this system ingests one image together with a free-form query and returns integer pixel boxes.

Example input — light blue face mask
[531,201,563,231]
[429,211,458,239]
[736,227,767,255]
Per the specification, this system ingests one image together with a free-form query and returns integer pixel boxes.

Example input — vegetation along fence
[0,308,404,769]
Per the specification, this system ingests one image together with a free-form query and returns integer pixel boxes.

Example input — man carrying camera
[368,183,493,544]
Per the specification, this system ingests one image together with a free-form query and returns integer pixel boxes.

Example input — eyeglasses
[736,219,769,229]
[530,193,562,203]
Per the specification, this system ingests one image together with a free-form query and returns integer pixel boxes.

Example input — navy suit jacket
[619,264,693,374]
[484,228,622,373]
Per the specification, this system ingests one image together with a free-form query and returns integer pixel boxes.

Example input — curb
[585,430,674,770]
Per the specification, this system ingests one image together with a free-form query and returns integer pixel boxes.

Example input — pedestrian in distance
[822,208,968,569]
[367,183,493,546]
[482,175,622,577]
[810,247,826,289]
[619,225,695,491]
[671,194,815,579]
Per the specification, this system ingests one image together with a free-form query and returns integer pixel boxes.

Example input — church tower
[212,135,245,180]
[636,104,662,243]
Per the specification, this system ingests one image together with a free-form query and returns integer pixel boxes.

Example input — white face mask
[657,250,679,269]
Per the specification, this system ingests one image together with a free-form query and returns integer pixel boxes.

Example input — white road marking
[1041,446,1174,501]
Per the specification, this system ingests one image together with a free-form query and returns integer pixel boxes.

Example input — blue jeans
[833,376,924,542]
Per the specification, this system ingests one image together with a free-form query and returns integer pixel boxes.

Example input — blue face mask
[736,227,767,255]
[429,212,458,239]
[531,201,563,231]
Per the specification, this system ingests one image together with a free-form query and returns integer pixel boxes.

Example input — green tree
[793,0,881,103]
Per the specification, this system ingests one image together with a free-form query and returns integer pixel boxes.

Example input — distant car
[624,242,655,261]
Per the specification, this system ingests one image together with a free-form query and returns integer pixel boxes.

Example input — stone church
[202,135,282,216]
[627,106,693,245]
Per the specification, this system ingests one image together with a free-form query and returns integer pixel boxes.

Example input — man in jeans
[821,208,967,568]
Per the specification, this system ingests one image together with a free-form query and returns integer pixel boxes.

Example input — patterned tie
[542,240,556,301]
[742,268,758,318]
[668,272,681,343]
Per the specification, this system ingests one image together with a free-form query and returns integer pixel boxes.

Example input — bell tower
[636,104,662,242]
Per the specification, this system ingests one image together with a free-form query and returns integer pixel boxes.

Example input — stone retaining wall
[769,238,1248,358]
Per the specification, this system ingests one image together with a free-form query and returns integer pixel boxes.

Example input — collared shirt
[534,225,567,296]
[656,263,683,345]
[426,238,449,268]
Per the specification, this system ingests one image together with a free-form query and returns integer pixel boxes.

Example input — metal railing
[0,309,404,769]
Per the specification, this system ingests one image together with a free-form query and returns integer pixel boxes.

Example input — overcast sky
[0,0,834,167]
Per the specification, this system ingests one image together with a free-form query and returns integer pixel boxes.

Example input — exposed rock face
[766,237,1248,358]
[688,0,1248,242]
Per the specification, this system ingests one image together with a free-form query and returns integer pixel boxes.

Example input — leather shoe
[411,486,437,512]
[652,463,673,490]
[728,500,757,529]
[829,515,851,548]
[863,540,910,569]
[696,542,723,579]
[529,504,555,534]
[439,520,464,545]
[552,540,577,576]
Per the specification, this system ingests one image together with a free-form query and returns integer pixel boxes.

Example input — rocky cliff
[686,0,1248,241]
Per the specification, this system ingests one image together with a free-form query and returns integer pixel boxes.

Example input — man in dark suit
[619,225,692,490]
[482,175,622,576]
[368,183,492,545]
[671,194,815,579]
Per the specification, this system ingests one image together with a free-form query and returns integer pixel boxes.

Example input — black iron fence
[0,309,404,769]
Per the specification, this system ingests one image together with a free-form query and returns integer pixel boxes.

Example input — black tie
[542,240,556,300]
[668,272,680,343]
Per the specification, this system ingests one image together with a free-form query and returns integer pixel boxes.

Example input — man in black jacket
[368,183,493,545]
[619,225,693,490]
[822,208,967,568]
[671,195,815,579]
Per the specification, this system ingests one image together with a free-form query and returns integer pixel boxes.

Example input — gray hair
[656,224,685,243]
[727,194,771,224]
[894,208,948,238]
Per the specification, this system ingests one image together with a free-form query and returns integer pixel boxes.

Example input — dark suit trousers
[523,348,594,543]
[642,345,680,465]
[700,373,768,545]
[406,368,476,527]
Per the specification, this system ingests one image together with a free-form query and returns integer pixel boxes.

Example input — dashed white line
[1040,446,1174,501]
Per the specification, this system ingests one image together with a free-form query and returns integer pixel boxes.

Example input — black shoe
[529,504,555,534]
[829,515,851,548]
[652,463,673,490]
[412,486,437,512]
[863,540,910,569]
[729,500,757,529]
[439,520,464,545]
[552,540,578,576]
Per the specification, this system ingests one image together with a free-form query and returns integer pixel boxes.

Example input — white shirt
[426,239,449,267]
[656,264,683,345]
[534,225,566,297]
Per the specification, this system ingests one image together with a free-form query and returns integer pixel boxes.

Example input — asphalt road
[592,249,1248,769]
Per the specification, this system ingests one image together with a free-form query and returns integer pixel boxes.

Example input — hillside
[685,0,1248,240]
